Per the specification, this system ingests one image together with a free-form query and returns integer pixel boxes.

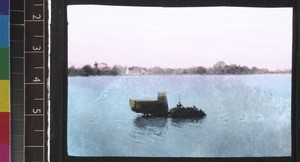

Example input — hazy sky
[68,5,292,70]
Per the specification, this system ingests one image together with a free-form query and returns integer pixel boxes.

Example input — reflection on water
[129,117,168,146]
[133,116,205,129]
[132,116,207,137]
[171,117,205,128]
[133,116,168,129]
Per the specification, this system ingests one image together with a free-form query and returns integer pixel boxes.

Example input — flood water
[68,74,291,157]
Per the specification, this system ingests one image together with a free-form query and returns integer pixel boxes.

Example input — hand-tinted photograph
[67,5,292,157]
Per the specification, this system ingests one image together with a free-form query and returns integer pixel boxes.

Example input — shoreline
[68,73,291,77]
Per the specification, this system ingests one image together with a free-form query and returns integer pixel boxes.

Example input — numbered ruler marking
[24,0,47,161]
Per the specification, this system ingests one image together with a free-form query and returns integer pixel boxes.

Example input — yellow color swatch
[0,80,9,112]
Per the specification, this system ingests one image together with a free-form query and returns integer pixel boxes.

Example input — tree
[251,67,258,74]
[112,65,123,74]
[213,61,226,74]
[81,65,94,76]
[68,66,77,76]
[196,66,207,74]
[241,66,250,74]
[164,68,174,75]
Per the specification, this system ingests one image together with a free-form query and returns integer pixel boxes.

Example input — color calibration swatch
[0,0,10,162]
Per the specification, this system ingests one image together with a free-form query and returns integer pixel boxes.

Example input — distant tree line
[68,61,291,76]
[68,64,118,76]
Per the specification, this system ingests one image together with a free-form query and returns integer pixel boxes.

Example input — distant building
[125,66,145,75]
[98,62,107,69]
[94,61,98,70]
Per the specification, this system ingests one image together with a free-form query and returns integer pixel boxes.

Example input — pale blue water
[68,74,291,157]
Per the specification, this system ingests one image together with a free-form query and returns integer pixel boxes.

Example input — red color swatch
[0,112,9,144]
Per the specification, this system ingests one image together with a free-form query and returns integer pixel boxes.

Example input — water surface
[68,74,291,157]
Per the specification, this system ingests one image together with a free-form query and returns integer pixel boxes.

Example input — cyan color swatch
[0,16,9,48]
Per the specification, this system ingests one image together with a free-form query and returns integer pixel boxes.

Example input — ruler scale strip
[24,0,47,161]
[0,0,10,162]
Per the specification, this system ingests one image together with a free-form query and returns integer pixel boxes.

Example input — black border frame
[50,0,299,162]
